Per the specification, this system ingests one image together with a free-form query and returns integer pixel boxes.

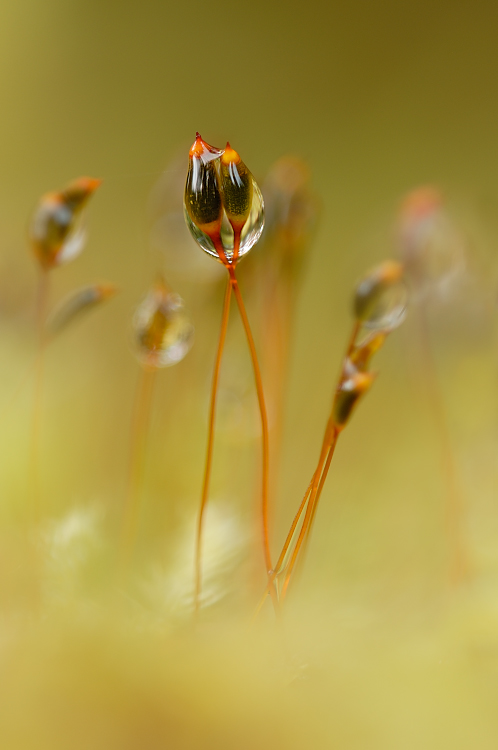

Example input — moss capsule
[29,177,101,271]
[332,369,376,429]
[353,260,407,331]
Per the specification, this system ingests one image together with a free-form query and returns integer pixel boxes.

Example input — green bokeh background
[0,0,497,582]
[1,1,498,746]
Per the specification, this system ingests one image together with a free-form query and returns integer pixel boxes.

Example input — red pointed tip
[60,176,102,205]
[189,134,204,158]
[226,141,231,149]
[85,177,103,193]
[189,133,223,160]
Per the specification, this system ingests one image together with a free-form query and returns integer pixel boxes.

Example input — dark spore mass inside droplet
[185,161,222,227]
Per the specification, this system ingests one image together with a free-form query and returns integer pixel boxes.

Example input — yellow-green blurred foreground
[1,0,498,747]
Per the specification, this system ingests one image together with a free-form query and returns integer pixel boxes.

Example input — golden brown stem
[227,265,275,599]
[194,278,232,615]
[275,320,360,602]
[280,426,339,601]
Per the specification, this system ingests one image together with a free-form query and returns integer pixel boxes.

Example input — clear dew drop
[133,288,194,368]
[184,177,264,263]
[360,279,408,332]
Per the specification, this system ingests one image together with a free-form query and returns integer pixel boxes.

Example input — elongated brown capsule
[332,368,376,429]
[349,331,387,372]
[353,260,407,331]
[30,177,102,270]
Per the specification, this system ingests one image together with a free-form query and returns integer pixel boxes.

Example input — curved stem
[194,278,232,615]
[227,265,273,582]
[280,426,339,601]
[274,476,315,576]
[253,477,314,619]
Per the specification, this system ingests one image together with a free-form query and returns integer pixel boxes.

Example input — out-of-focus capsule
[332,368,376,429]
[262,156,318,274]
[397,186,465,296]
[353,260,407,331]
[133,279,193,369]
[349,331,387,372]
[29,177,101,271]
[184,134,264,265]
[47,282,118,336]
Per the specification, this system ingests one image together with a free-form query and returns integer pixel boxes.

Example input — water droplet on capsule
[133,280,194,368]
[29,177,101,270]
[183,134,264,264]
[353,260,408,332]
[184,178,264,263]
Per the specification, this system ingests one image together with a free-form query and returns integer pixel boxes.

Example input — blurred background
[1,0,498,747]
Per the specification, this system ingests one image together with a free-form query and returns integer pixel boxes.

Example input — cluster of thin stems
[195,247,275,615]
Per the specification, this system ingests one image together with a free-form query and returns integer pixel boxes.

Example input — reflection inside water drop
[184,177,264,263]
[133,284,194,368]
[361,279,408,332]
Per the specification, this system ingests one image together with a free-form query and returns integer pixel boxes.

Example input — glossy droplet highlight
[185,178,264,263]
[133,280,193,368]
[184,134,225,260]
[353,260,407,332]
[184,134,264,264]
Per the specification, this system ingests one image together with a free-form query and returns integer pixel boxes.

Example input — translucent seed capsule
[184,134,264,264]
[29,177,101,270]
[353,260,407,331]
[133,279,193,368]
[332,368,376,429]
[184,133,225,260]
[218,177,264,263]
[47,282,118,336]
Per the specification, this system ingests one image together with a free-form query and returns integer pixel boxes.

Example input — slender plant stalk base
[120,366,157,570]
[227,266,275,596]
[280,427,339,601]
[194,279,232,615]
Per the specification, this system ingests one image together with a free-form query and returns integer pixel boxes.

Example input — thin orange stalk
[277,321,360,600]
[227,264,273,581]
[253,476,314,616]
[121,365,157,567]
[280,426,339,601]
[194,278,232,615]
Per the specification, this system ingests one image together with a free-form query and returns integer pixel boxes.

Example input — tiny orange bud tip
[220,142,241,166]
